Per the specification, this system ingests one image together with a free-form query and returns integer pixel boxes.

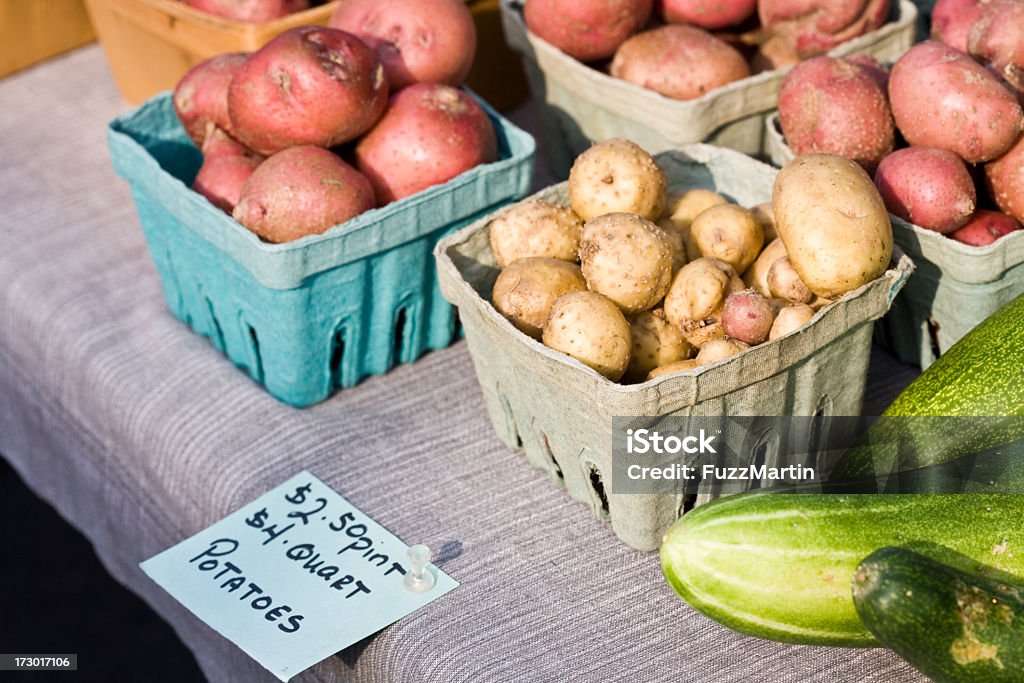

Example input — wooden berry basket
[85,0,527,110]
[0,0,96,78]
[84,0,341,105]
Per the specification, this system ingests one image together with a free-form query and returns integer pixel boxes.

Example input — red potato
[355,83,498,205]
[758,0,890,59]
[778,56,894,172]
[985,134,1024,223]
[948,210,1023,246]
[930,0,990,54]
[888,41,1023,164]
[874,147,977,233]
[192,127,263,213]
[328,0,476,90]
[227,27,388,156]
[173,52,249,146]
[523,0,653,62]
[721,289,774,345]
[233,146,376,243]
[183,0,309,23]
[968,0,1024,95]
[846,54,890,92]
[610,25,750,100]
[658,0,757,29]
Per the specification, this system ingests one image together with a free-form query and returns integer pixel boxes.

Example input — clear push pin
[403,544,436,594]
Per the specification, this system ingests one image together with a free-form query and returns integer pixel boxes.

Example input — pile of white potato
[488,139,893,383]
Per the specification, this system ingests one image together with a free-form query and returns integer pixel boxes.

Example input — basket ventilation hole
[451,310,463,340]
[206,297,225,350]
[498,392,523,448]
[927,318,942,361]
[163,250,184,315]
[247,324,264,383]
[749,441,769,491]
[808,395,833,464]
[679,494,698,516]
[588,465,610,519]
[329,328,346,388]
[540,433,564,482]
[814,395,833,419]
[394,307,407,363]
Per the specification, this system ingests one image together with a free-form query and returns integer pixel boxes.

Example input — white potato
[767,256,813,304]
[663,257,745,347]
[579,213,674,313]
[691,203,764,274]
[773,154,893,298]
[624,308,693,382]
[568,138,667,221]
[489,199,584,268]
[750,202,777,243]
[661,189,728,261]
[743,237,788,297]
[768,303,816,340]
[695,338,749,365]
[647,359,702,380]
[492,257,588,339]
[542,291,632,381]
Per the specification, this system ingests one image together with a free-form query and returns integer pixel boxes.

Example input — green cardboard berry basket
[107,90,535,407]
[435,144,913,551]
[498,0,917,176]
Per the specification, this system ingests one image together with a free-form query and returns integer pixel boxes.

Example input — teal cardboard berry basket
[108,91,535,407]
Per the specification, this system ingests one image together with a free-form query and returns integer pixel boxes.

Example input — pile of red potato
[173,0,497,243]
[778,0,1024,246]
[488,139,893,383]
[523,0,894,100]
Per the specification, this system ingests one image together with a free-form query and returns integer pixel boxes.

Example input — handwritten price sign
[141,471,458,681]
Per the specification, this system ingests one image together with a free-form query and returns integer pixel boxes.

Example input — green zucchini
[833,294,1024,483]
[854,547,1024,682]
[660,492,1024,646]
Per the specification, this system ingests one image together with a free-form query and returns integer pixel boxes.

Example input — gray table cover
[0,46,926,682]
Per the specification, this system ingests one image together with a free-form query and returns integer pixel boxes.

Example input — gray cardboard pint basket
[499,0,917,176]
[766,113,1024,369]
[435,145,913,550]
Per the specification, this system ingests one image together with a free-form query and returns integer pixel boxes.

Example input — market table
[0,46,926,682]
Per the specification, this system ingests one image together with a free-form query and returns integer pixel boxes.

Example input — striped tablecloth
[0,46,924,683]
